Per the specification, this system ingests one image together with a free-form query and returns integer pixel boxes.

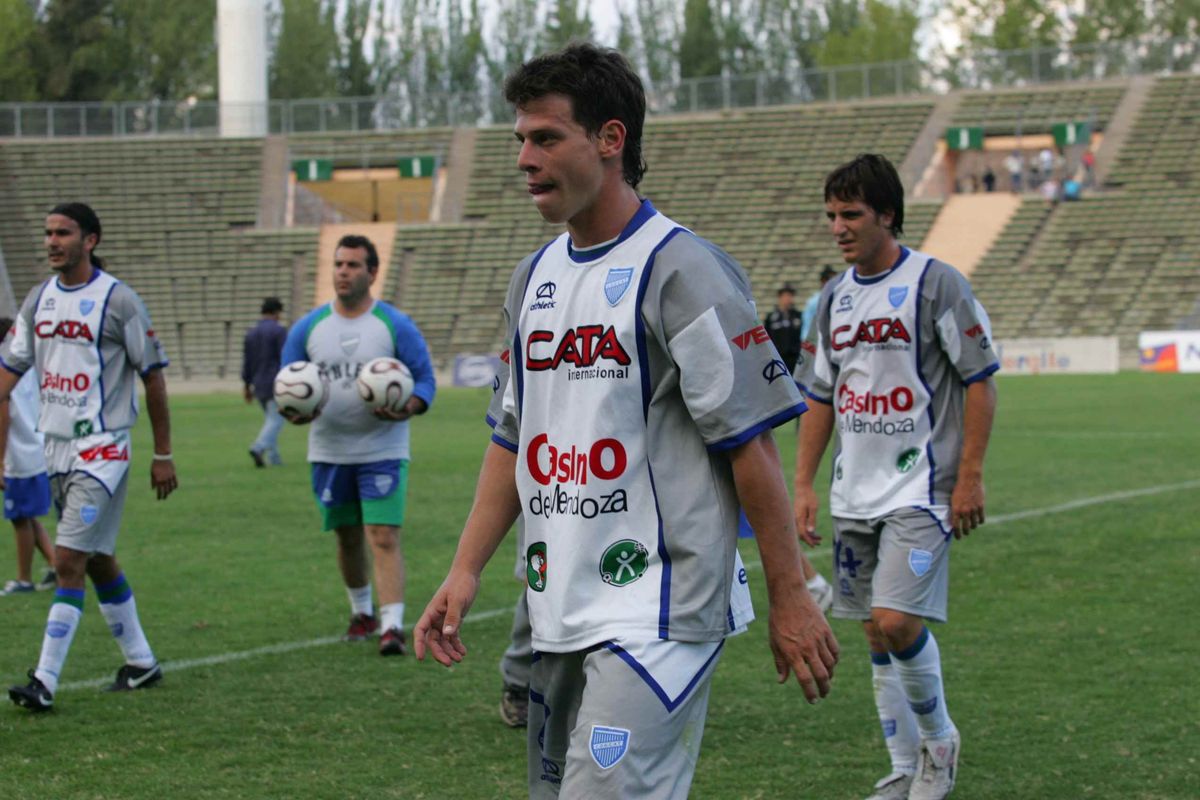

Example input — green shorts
[310,459,409,530]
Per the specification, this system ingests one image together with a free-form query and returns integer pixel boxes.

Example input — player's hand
[280,407,320,425]
[794,484,822,546]
[150,458,178,500]
[950,471,985,539]
[414,568,479,667]
[372,396,426,422]
[768,582,839,703]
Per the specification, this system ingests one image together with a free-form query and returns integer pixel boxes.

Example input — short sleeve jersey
[793,247,999,518]
[488,200,806,652]
[0,268,168,440]
[4,370,47,478]
[282,300,435,464]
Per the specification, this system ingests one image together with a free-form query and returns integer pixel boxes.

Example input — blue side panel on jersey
[95,279,119,433]
[604,640,724,712]
[914,258,937,506]
[375,303,437,407]
[280,305,328,365]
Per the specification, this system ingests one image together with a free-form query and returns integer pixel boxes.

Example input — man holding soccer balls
[278,234,435,656]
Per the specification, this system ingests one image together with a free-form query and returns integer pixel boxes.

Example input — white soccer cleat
[908,727,960,800]
[863,771,913,800]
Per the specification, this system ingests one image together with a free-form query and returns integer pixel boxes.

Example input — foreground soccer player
[282,235,435,656]
[1,203,177,710]
[416,44,838,798]
[793,155,998,800]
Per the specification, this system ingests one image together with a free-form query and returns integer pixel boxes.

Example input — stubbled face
[825,197,894,271]
[333,246,375,304]
[45,214,94,274]
[514,94,606,226]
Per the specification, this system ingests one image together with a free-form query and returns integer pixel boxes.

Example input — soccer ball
[273,361,328,419]
[357,357,414,414]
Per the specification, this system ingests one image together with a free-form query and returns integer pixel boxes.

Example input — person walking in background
[764,285,804,374]
[802,266,838,342]
[0,317,55,596]
[1004,151,1023,193]
[243,297,287,467]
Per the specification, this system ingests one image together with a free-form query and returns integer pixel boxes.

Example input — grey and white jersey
[0,269,168,441]
[793,247,999,518]
[488,200,805,652]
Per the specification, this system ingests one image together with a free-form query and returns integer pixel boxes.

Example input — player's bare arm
[142,368,178,500]
[415,442,522,666]
[731,431,839,702]
[951,377,997,538]
[793,401,834,546]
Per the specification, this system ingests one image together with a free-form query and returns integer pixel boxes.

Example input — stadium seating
[951,82,1127,135]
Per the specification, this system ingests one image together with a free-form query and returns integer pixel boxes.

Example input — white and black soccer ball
[357,357,414,414]
[273,361,328,420]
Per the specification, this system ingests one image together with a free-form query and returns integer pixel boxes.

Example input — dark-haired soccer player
[416,43,837,798]
[1,202,177,710]
[793,154,998,800]
[281,234,435,656]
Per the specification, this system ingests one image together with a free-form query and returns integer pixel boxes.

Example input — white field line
[58,479,1200,692]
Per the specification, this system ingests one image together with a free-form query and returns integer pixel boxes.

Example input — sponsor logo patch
[604,268,635,306]
[589,726,630,769]
[35,319,94,342]
[896,447,921,473]
[526,542,547,592]
[525,326,631,382]
[832,318,912,351]
[47,621,71,639]
[908,548,934,577]
[599,539,649,586]
[73,420,94,438]
[732,325,770,350]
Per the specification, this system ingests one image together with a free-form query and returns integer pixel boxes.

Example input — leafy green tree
[270,0,338,99]
[540,0,593,51]
[446,0,486,119]
[112,0,216,99]
[679,0,722,78]
[635,0,679,89]
[337,0,374,97]
[0,0,39,101]
[36,0,125,100]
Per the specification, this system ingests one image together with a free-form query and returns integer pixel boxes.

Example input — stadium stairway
[314,222,396,307]
[1092,76,1153,185]
[919,193,1023,277]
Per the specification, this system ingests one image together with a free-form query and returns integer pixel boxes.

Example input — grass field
[0,373,1197,799]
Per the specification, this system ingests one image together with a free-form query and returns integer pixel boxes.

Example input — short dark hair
[824,154,905,237]
[0,317,12,341]
[261,297,283,315]
[778,285,796,296]
[49,202,103,266]
[335,234,379,272]
[504,42,647,189]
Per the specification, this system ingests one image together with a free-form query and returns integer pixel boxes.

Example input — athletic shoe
[106,662,163,692]
[9,670,54,711]
[35,570,57,591]
[249,448,265,468]
[500,683,529,728]
[863,771,913,800]
[379,628,407,656]
[343,613,379,641]
[909,727,960,800]
[807,574,834,613]
[0,580,35,596]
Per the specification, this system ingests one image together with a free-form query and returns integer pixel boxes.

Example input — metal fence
[1,35,1196,139]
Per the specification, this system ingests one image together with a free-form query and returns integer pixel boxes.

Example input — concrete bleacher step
[919,194,1023,277]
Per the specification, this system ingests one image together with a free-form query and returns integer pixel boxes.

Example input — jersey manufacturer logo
[599,539,649,586]
[525,326,631,380]
[896,447,921,473]
[339,333,360,356]
[589,726,630,769]
[41,298,55,311]
[604,268,634,306]
[831,318,912,351]
[888,287,908,308]
[836,295,854,313]
[526,542,547,592]
[530,281,557,311]
[79,299,96,316]
[963,323,984,338]
[35,319,94,343]
[762,359,789,384]
[732,325,770,350]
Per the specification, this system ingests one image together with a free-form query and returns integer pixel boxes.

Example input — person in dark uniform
[764,285,804,373]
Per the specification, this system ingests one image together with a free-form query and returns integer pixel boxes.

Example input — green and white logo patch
[526,542,548,592]
[599,539,649,587]
[896,447,921,473]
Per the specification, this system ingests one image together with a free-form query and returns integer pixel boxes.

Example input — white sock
[806,573,830,592]
[871,652,919,774]
[380,602,404,633]
[99,596,156,668]
[891,627,954,739]
[35,599,83,694]
[347,584,373,617]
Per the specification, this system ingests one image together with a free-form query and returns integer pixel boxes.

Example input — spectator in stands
[1062,178,1082,201]
[1038,147,1055,183]
[1005,151,1023,193]
[765,285,804,373]
[243,297,287,467]
[1040,177,1060,205]
[1081,149,1096,188]
[802,266,839,341]
[982,165,996,193]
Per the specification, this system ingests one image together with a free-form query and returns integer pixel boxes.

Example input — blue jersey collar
[852,245,910,285]
[567,199,657,263]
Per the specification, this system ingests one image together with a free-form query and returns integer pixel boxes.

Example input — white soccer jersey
[794,247,999,519]
[489,200,805,652]
[1,268,168,441]
[4,371,46,479]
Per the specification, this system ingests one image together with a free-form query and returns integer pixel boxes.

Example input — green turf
[0,374,1197,799]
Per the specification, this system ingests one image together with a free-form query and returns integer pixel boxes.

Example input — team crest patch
[888,287,908,308]
[339,333,360,356]
[79,299,95,316]
[526,542,548,592]
[373,474,393,495]
[599,540,649,586]
[604,268,635,306]
[908,548,933,577]
[80,505,99,526]
[589,726,630,769]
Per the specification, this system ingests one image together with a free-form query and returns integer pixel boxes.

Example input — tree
[817,0,919,66]
[540,0,593,51]
[0,0,39,101]
[111,0,217,99]
[337,0,374,97]
[270,0,339,99]
[446,0,486,120]
[635,0,679,90]
[679,0,722,78]
[36,0,125,101]
[485,0,539,117]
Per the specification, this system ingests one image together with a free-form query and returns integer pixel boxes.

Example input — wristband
[152,453,173,461]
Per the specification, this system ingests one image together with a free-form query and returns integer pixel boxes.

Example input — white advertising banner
[994,337,1119,375]
[1138,330,1200,373]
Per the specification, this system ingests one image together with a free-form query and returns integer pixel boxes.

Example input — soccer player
[1,202,177,711]
[281,234,435,656]
[0,316,56,596]
[793,154,998,800]
[415,44,838,798]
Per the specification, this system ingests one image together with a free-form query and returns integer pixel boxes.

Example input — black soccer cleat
[9,670,54,712]
[105,662,163,692]
[379,628,407,656]
[249,449,265,468]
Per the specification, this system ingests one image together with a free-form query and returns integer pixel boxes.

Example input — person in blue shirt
[242,297,288,467]
[801,265,839,341]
